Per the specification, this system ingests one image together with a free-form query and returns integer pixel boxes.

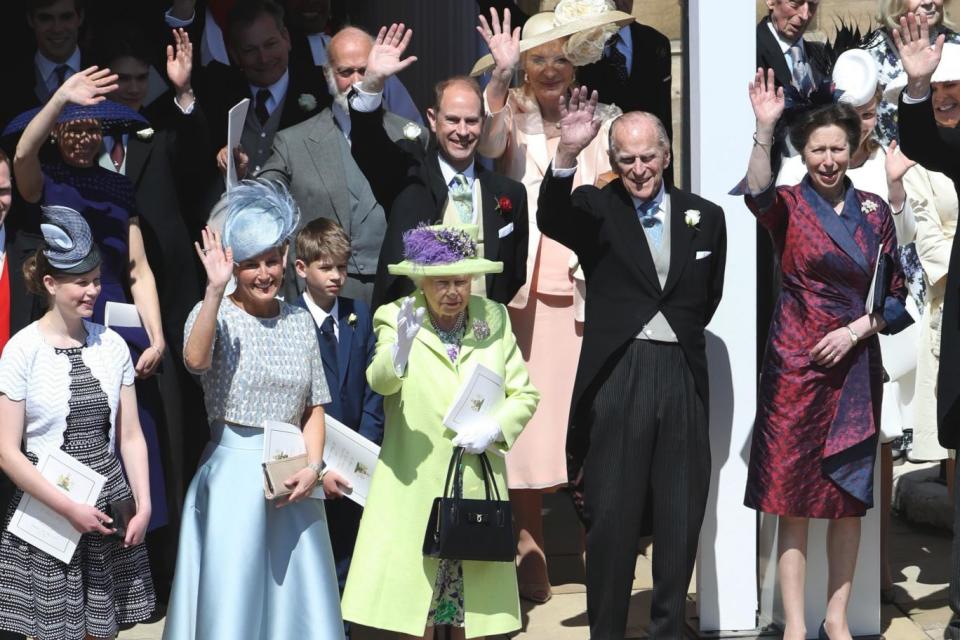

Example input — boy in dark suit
[292,217,383,637]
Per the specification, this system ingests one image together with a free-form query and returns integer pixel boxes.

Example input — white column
[688,0,760,632]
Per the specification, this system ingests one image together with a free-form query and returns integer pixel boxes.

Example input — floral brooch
[861,200,879,215]
[495,195,513,216]
[684,209,701,229]
[472,318,490,341]
[298,93,318,112]
[136,127,154,140]
[347,312,358,328]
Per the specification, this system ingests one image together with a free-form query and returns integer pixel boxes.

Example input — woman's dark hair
[788,103,862,154]
[23,250,55,297]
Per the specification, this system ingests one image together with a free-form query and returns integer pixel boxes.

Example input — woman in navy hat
[0,205,155,640]
[7,67,171,536]
[163,180,345,639]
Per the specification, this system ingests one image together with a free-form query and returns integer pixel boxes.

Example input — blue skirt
[163,422,344,639]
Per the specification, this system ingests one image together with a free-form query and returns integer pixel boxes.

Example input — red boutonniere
[495,195,513,216]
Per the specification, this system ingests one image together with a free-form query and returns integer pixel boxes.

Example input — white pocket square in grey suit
[696,250,712,260]
[498,222,514,238]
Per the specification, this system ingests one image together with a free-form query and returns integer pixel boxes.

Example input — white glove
[452,416,503,454]
[392,296,425,375]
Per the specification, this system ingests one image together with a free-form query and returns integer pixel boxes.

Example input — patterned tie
[638,200,663,248]
[319,314,339,388]
[450,173,474,223]
[789,44,815,96]
[109,135,125,172]
[54,64,70,87]
[606,33,628,83]
[255,88,271,125]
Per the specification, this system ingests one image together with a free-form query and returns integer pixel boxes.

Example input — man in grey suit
[253,25,426,303]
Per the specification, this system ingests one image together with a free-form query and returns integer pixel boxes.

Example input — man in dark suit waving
[539,88,726,639]
[345,24,528,310]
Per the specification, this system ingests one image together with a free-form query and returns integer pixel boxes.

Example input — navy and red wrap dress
[743,176,911,518]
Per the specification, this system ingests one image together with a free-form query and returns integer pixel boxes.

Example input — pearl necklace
[429,310,467,363]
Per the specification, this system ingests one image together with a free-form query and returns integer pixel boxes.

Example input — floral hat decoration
[470,0,635,76]
[207,179,301,263]
[388,224,503,278]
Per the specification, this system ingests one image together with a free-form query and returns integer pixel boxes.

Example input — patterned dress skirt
[0,346,155,640]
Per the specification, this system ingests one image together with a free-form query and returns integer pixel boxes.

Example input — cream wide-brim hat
[470,7,635,76]
[883,42,960,104]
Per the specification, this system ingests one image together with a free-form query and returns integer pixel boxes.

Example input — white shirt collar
[249,69,290,115]
[437,153,476,188]
[767,19,806,54]
[302,292,339,341]
[36,47,81,85]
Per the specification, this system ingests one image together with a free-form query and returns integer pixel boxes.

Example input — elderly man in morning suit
[539,90,726,638]
[252,25,427,304]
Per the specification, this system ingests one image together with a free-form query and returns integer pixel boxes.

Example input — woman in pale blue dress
[163,181,345,639]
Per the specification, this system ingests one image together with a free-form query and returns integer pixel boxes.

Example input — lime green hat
[387,224,503,278]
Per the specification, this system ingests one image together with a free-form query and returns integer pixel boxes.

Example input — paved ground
[120,462,956,640]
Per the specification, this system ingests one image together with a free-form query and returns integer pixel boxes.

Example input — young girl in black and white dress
[0,206,154,640]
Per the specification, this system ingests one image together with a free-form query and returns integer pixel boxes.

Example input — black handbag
[422,447,515,562]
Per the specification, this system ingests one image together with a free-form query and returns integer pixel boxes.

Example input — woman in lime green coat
[341,226,539,639]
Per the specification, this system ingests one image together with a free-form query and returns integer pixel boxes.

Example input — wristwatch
[845,325,859,346]
[307,461,326,480]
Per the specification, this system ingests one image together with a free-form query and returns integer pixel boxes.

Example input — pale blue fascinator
[208,180,301,263]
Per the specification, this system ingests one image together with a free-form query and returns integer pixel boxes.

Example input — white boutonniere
[347,312,358,328]
[684,209,701,229]
[298,93,318,112]
[135,127,154,140]
[402,122,422,140]
[861,199,879,215]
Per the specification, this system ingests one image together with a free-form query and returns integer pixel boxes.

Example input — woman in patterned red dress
[740,69,912,640]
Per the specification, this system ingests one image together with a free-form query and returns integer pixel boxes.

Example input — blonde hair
[879,0,958,31]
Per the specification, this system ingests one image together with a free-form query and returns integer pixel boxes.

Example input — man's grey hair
[608,112,671,157]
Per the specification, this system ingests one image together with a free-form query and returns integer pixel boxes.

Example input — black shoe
[945,618,960,640]
[819,621,830,640]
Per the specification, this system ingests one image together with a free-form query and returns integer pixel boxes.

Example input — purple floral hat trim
[401,225,478,266]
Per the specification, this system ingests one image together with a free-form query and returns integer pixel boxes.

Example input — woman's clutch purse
[262,454,307,499]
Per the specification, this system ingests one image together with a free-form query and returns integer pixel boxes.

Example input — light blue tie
[789,45,815,96]
[638,200,662,248]
[449,174,474,223]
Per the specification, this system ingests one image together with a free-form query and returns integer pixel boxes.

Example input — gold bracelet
[753,132,774,147]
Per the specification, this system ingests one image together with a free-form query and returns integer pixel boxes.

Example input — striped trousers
[581,340,710,639]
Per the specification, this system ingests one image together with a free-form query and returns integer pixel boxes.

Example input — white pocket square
[498,222,514,239]
[696,250,712,260]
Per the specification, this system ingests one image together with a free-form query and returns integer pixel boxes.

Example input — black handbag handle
[442,447,501,502]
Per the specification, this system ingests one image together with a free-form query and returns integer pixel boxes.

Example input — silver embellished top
[184,298,330,428]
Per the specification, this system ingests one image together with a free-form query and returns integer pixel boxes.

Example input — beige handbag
[262,454,307,499]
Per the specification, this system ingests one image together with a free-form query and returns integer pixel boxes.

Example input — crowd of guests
[0,0,958,639]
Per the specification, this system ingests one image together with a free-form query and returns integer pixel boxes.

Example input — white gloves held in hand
[392,296,425,375]
[452,416,503,454]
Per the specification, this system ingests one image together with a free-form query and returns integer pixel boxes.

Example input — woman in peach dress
[474,3,632,602]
